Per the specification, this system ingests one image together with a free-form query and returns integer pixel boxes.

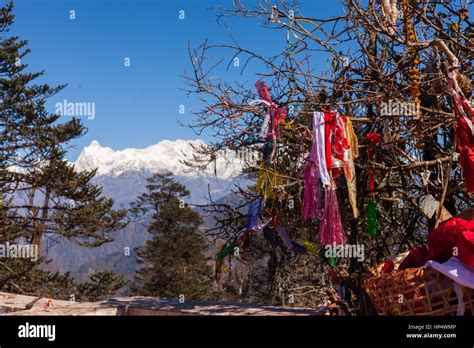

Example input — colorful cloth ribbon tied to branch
[302,162,322,221]
[380,0,399,33]
[215,242,239,278]
[302,112,328,220]
[333,114,351,178]
[344,117,359,218]
[237,198,265,248]
[302,240,318,255]
[453,101,474,194]
[323,111,337,173]
[246,198,263,230]
[446,66,474,193]
[365,132,381,236]
[256,166,285,200]
[255,80,287,162]
[322,110,354,180]
[221,82,363,270]
[314,111,331,185]
[303,111,359,221]
[319,185,347,246]
[300,111,349,246]
[333,113,360,218]
[366,199,379,237]
[275,225,308,255]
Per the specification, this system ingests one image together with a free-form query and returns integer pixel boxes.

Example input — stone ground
[0,292,325,316]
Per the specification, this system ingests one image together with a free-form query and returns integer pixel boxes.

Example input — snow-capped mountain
[72,139,247,206]
[74,139,242,180]
[44,139,248,279]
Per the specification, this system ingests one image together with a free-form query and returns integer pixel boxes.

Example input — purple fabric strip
[276,226,294,249]
[246,198,263,230]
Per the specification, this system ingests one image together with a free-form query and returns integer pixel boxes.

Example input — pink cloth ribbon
[255,81,287,160]
[319,185,347,246]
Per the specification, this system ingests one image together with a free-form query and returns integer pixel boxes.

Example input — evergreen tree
[131,172,212,300]
[0,1,127,298]
[76,271,127,302]
[15,269,126,302]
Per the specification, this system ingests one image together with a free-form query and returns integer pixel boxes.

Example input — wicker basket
[363,266,474,316]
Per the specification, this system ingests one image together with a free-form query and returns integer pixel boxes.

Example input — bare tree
[183,0,473,311]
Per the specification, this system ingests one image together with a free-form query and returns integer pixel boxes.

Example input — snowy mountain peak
[74,139,243,179]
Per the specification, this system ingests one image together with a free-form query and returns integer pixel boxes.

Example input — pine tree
[0,1,127,298]
[131,172,212,301]
[76,271,127,302]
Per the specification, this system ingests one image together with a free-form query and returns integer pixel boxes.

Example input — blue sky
[12,0,344,160]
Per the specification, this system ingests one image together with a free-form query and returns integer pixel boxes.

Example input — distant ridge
[74,139,244,180]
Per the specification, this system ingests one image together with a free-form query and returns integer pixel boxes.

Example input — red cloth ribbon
[446,67,474,193]
[323,110,337,171]
[454,99,474,193]
[382,259,395,273]
[237,229,252,248]
[323,111,351,178]
[334,115,350,162]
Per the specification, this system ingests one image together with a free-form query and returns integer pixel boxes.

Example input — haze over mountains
[44,139,247,282]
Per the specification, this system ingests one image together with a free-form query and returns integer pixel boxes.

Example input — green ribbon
[216,242,239,261]
[329,255,337,269]
[367,198,378,236]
